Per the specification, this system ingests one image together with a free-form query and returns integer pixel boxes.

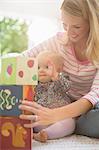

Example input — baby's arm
[58,72,70,91]
[47,60,71,92]
[53,72,71,92]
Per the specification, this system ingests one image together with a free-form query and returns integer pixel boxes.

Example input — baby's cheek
[46,69,52,77]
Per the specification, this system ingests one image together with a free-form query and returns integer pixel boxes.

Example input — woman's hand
[19,100,59,128]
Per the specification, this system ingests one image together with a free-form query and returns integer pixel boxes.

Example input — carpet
[32,134,99,150]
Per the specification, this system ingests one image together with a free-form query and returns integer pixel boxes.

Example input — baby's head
[37,51,64,83]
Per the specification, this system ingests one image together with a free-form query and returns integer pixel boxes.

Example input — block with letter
[0,56,38,85]
[0,117,32,150]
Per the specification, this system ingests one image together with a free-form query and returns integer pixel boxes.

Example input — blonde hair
[37,51,64,72]
[61,0,99,66]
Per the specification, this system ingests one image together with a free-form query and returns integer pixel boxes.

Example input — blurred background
[0,0,63,55]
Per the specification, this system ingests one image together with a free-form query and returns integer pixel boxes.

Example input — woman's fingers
[19,104,40,115]
[21,101,46,110]
[24,121,41,128]
[20,114,35,120]
[19,114,40,128]
[19,114,39,121]
[19,101,58,127]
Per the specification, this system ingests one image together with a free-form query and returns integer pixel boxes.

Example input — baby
[33,51,75,142]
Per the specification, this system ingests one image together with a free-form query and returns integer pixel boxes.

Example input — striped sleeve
[22,34,61,57]
[82,69,99,106]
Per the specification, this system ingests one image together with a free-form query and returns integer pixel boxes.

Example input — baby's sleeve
[54,72,71,92]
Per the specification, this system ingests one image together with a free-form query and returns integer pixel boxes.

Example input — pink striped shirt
[23,33,99,106]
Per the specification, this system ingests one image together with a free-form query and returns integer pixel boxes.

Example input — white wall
[0,0,63,20]
[0,0,64,47]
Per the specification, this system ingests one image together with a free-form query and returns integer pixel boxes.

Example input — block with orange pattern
[0,117,32,150]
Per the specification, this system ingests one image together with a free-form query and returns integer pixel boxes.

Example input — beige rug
[32,134,99,150]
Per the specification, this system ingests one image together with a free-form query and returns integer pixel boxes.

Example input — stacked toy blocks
[0,55,38,150]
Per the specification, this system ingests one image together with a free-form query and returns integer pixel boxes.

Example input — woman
[19,0,99,138]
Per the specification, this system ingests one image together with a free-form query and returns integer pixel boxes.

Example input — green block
[0,57,16,85]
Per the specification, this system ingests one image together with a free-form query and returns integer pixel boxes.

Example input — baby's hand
[47,61,59,81]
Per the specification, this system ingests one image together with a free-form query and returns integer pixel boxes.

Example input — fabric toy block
[0,56,38,85]
[23,85,35,115]
[16,56,38,85]
[0,57,16,85]
[23,85,35,101]
[0,116,32,150]
[0,85,35,116]
[0,85,22,116]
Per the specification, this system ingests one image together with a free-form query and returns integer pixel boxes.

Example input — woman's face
[61,11,90,43]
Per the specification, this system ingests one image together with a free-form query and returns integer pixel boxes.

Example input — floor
[32,134,99,150]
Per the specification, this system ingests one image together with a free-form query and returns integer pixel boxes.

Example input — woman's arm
[19,98,92,128]
[21,34,60,57]
[55,98,93,120]
[82,69,99,106]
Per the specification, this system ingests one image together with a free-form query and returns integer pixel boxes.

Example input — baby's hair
[37,50,64,72]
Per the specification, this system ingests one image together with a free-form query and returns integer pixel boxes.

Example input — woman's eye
[63,23,67,30]
[38,66,40,69]
[74,26,80,29]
